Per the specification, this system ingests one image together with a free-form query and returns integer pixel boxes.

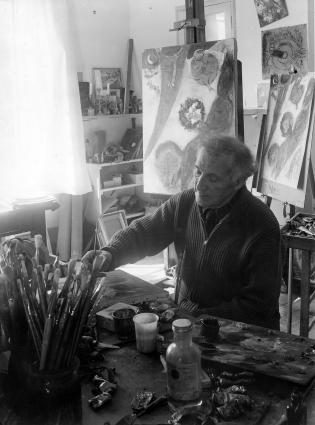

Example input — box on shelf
[96,302,138,331]
[126,173,143,184]
[102,175,122,189]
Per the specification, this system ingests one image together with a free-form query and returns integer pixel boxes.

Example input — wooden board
[193,318,315,386]
[94,269,169,311]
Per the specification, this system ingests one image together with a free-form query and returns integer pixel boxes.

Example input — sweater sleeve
[194,229,282,329]
[103,193,183,269]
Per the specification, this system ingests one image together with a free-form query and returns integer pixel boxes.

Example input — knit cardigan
[105,187,282,329]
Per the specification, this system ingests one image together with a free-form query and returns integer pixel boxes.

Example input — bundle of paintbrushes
[0,237,106,372]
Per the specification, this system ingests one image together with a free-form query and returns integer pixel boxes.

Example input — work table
[1,270,315,425]
[1,321,315,425]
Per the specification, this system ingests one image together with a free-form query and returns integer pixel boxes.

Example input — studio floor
[120,252,315,340]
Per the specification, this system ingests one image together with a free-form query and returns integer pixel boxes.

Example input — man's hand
[81,250,113,272]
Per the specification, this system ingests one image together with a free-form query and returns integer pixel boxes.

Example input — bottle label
[166,360,201,401]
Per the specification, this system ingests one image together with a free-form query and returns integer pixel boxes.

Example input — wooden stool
[282,234,315,337]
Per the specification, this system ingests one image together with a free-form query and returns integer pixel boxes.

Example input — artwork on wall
[257,73,315,207]
[92,68,123,115]
[253,0,288,27]
[142,39,238,195]
[262,24,308,80]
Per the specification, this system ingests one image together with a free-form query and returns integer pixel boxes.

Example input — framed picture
[92,67,122,95]
[253,0,288,28]
[96,210,127,247]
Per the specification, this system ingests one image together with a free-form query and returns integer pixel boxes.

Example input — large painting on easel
[257,73,315,207]
[142,39,238,195]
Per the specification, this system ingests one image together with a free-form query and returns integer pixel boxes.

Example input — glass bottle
[166,318,202,403]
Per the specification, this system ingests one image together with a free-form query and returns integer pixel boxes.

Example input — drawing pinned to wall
[262,24,308,80]
[253,0,288,27]
[142,39,238,195]
[257,73,315,207]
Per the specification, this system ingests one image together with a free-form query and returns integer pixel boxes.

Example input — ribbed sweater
[105,187,282,329]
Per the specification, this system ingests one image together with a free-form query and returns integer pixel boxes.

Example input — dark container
[200,317,220,341]
[112,308,136,341]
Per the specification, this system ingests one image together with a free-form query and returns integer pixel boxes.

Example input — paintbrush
[50,294,72,371]
[0,275,13,344]
[54,292,79,370]
[64,293,82,367]
[59,258,77,299]
[39,313,53,371]
[36,266,48,320]
[66,255,106,366]
[17,279,41,360]
[18,256,43,335]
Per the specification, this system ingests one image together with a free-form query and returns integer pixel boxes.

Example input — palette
[193,318,315,385]
[94,269,169,311]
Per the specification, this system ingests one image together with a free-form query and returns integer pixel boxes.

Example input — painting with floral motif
[254,0,288,27]
[257,73,315,207]
[142,39,238,195]
[262,24,308,80]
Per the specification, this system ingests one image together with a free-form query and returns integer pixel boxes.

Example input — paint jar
[200,317,220,341]
[133,313,159,353]
[112,308,136,341]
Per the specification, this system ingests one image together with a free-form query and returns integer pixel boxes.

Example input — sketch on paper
[262,24,308,79]
[142,39,237,195]
[253,0,288,27]
[257,73,315,206]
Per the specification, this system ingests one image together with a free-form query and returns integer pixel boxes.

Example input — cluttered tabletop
[1,268,315,425]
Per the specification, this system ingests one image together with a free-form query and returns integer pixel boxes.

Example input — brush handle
[136,395,168,418]
[39,315,52,371]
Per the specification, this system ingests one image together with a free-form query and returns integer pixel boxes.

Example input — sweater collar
[199,186,246,220]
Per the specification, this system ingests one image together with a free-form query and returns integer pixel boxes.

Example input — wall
[46,0,131,237]
[236,0,308,108]
[69,0,130,87]
[64,0,314,233]
[128,0,185,97]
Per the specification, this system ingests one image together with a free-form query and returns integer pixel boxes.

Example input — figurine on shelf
[85,130,106,163]
[117,96,123,114]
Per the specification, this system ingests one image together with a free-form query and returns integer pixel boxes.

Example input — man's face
[194,148,240,209]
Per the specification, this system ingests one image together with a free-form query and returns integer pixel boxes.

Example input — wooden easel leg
[287,247,293,334]
[300,250,311,337]
[185,0,205,43]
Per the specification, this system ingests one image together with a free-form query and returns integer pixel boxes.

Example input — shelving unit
[100,183,143,195]
[87,159,144,218]
[83,114,145,222]
[83,113,142,122]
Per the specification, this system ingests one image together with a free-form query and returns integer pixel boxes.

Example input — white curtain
[0,0,91,204]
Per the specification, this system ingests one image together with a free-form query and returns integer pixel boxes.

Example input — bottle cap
[172,318,192,332]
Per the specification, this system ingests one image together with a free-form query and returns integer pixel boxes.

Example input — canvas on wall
[253,0,288,27]
[257,73,315,207]
[262,24,308,80]
[142,39,238,195]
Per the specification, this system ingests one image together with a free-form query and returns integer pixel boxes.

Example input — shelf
[83,113,142,121]
[87,159,142,169]
[100,183,143,194]
[244,108,267,115]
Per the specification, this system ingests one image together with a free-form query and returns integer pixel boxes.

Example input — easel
[259,64,315,337]
[282,165,315,337]
[164,0,206,274]
[166,0,244,273]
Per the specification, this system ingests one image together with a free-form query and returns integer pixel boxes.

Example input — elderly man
[84,135,282,330]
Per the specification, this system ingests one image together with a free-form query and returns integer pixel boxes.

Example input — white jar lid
[172,318,192,331]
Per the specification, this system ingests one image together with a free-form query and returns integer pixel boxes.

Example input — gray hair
[196,134,256,182]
